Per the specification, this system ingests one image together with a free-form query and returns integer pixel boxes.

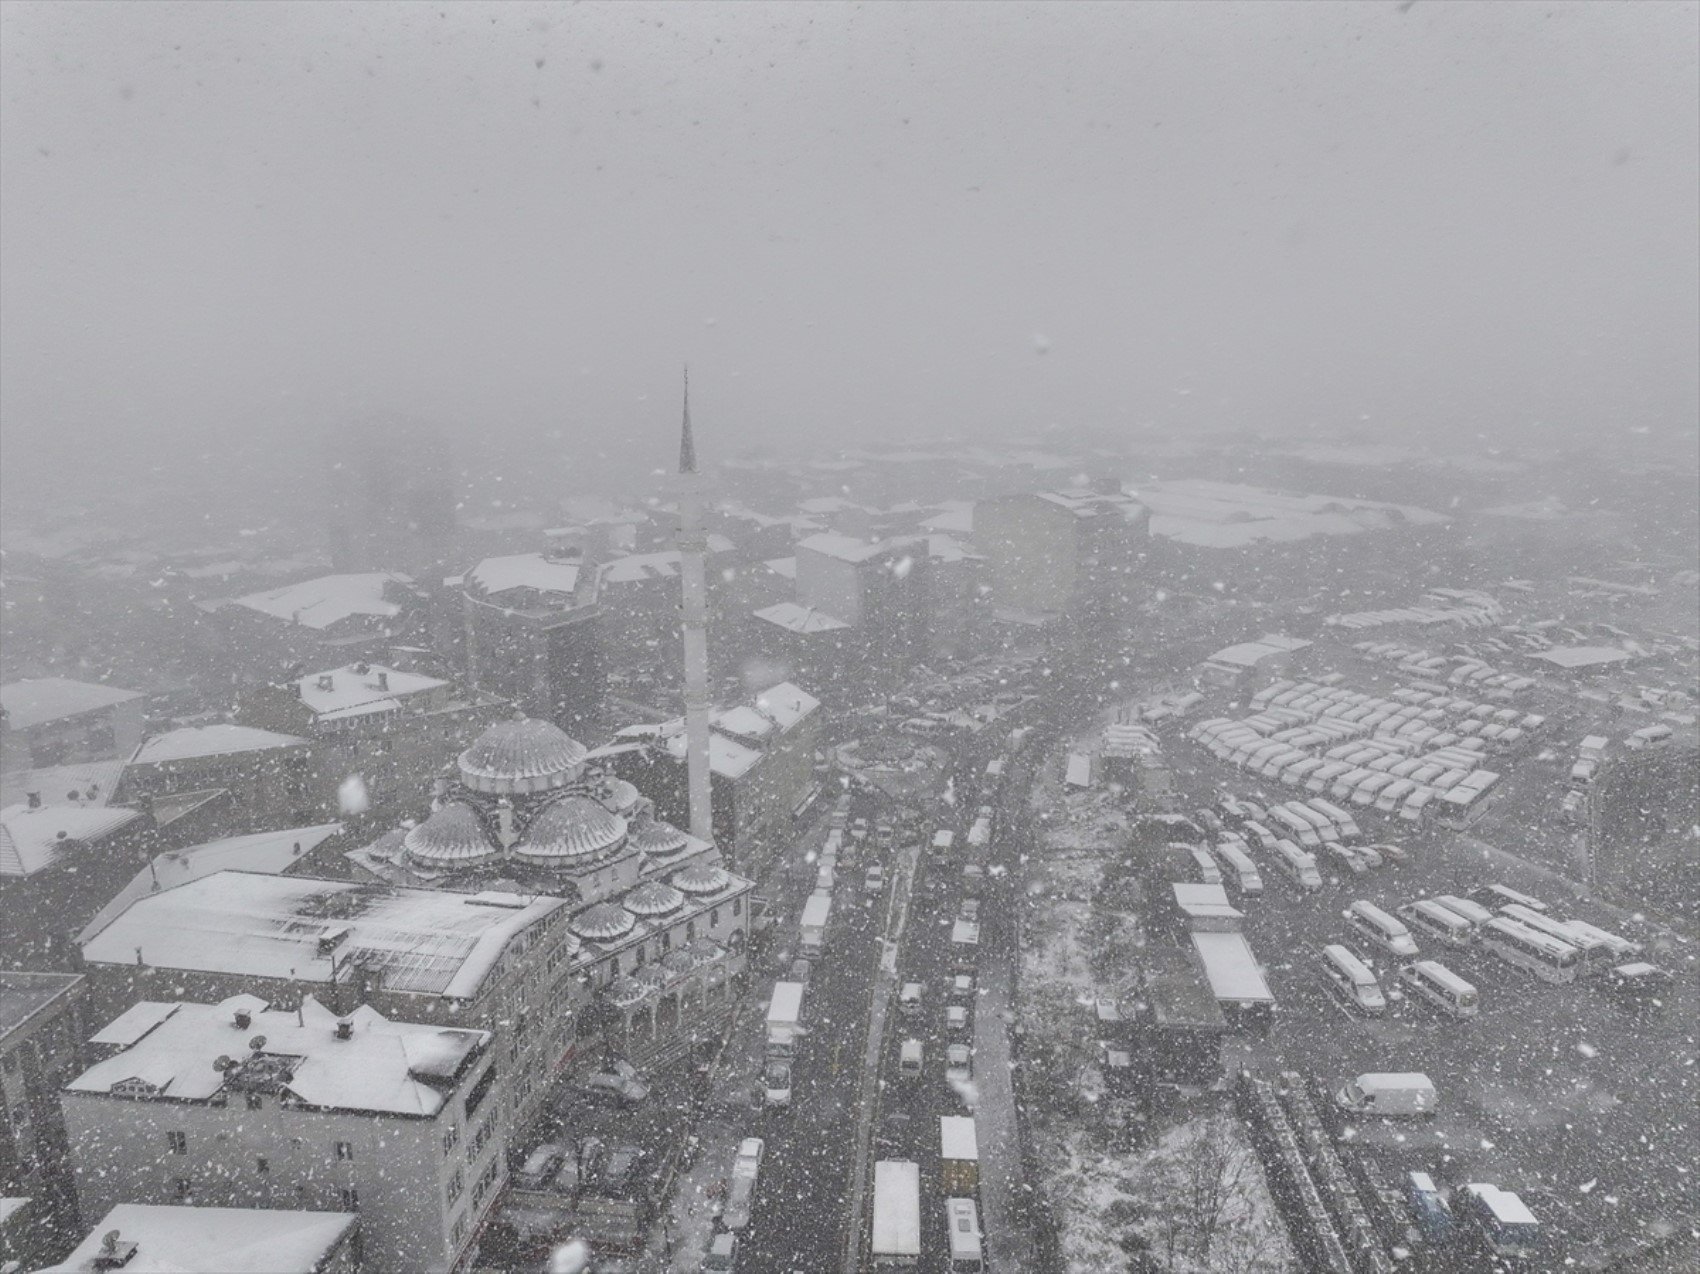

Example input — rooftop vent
[376,671,389,691]
[353,661,371,675]
[93,1231,138,1270]
[316,674,335,692]
[335,1019,353,1040]
[26,791,40,809]
[232,1010,252,1030]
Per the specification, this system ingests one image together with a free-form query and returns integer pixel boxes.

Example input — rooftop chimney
[376,671,389,691]
[335,1019,354,1040]
[26,791,40,810]
[316,674,335,692]
[232,1010,252,1030]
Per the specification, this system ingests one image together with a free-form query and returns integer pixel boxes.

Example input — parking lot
[1158,728,1700,1268]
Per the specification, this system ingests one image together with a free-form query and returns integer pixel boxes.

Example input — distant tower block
[674,369,715,843]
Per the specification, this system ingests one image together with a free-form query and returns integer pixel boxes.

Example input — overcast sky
[2,0,1696,495]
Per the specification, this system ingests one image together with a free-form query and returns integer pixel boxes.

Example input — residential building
[972,486,1149,624]
[61,996,494,1273]
[459,552,606,737]
[40,1204,359,1274]
[221,573,426,679]
[235,661,510,822]
[0,971,87,1255]
[1,800,153,968]
[605,682,823,873]
[594,537,737,686]
[0,679,145,771]
[118,725,313,833]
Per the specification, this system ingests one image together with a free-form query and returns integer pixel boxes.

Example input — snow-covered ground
[1037,1112,1295,1274]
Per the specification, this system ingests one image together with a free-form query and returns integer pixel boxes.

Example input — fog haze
[2,0,1696,502]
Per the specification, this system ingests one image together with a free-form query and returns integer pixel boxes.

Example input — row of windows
[172,1178,359,1209]
[166,1131,354,1162]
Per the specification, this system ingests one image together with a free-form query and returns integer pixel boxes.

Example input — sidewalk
[973,960,1039,1274]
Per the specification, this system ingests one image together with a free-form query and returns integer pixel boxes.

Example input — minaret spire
[674,369,714,846]
[678,366,697,475]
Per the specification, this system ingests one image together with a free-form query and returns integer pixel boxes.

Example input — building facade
[0,971,87,1256]
[0,679,145,771]
[61,996,494,1273]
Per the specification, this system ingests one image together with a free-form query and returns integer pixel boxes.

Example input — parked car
[947,1005,969,1032]
[946,1043,973,1092]
[865,865,885,894]
[702,1232,738,1274]
[515,1142,568,1190]
[790,958,813,985]
[578,1058,650,1107]
[763,1059,793,1109]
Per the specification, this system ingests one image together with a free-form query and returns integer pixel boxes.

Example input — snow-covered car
[723,1137,765,1230]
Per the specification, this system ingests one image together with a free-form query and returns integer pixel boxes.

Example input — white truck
[1334,1071,1437,1118]
[765,981,805,1059]
[800,893,831,957]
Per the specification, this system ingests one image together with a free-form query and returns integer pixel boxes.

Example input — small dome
[623,880,685,917]
[569,902,636,941]
[661,948,698,975]
[629,819,690,857]
[458,717,588,793]
[402,802,497,866]
[605,977,651,1008]
[514,797,627,863]
[599,778,642,813]
[673,863,732,895]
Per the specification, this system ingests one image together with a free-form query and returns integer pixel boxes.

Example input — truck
[871,1160,922,1268]
[800,893,831,957]
[765,981,805,1058]
[939,1116,980,1196]
[1454,1183,1539,1260]
[950,920,980,970]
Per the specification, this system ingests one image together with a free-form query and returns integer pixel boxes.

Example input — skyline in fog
[2,0,1696,503]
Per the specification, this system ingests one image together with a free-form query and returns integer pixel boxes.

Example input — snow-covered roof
[597,538,735,584]
[1205,636,1313,669]
[797,532,887,563]
[68,995,488,1117]
[132,724,307,765]
[919,503,974,535]
[466,552,582,599]
[633,684,819,779]
[753,602,851,633]
[0,970,83,1036]
[43,1203,358,1274]
[1190,931,1276,1004]
[926,534,982,564]
[764,556,798,579]
[0,759,126,810]
[1,803,143,877]
[295,664,447,716]
[77,823,345,945]
[80,871,567,1000]
[1133,478,1444,549]
[0,677,142,729]
[939,1114,978,1161]
[232,573,410,629]
[1530,645,1634,670]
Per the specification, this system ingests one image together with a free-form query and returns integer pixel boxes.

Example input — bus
[1319,943,1386,1015]
[1307,798,1361,841]
[1479,917,1581,984]
[1399,959,1480,1018]
[1210,839,1264,898]
[945,1197,984,1273]
[1499,905,1613,974]
[1430,894,1494,931]
[1472,883,1547,914]
[1564,918,1644,962]
[1396,900,1475,950]
[872,1160,922,1269]
[1345,900,1420,959]
[1268,805,1322,849]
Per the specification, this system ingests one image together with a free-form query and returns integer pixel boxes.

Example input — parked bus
[1269,805,1322,849]
[1430,894,1494,931]
[1479,917,1580,984]
[1210,839,1264,898]
[1563,918,1644,962]
[1320,943,1386,1015]
[1241,820,1280,851]
[1286,801,1342,844]
[945,1197,984,1273]
[1397,900,1475,950]
[1399,959,1480,1018]
[1472,883,1548,913]
[1344,900,1420,959]
[1499,905,1612,973]
[1307,798,1361,841]
[872,1160,922,1269]
[1271,840,1323,892]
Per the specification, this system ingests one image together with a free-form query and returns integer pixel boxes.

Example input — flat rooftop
[0,970,83,1037]
[42,1203,357,1274]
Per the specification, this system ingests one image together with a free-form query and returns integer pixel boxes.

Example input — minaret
[675,369,715,844]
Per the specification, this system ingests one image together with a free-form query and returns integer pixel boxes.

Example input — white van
[1431,894,1494,930]
[1334,1072,1438,1118]
[1345,900,1420,960]
[1320,943,1386,1015]
[932,829,956,855]
[1272,839,1323,892]
[1397,900,1474,950]
[1400,960,1480,1018]
[1210,840,1264,898]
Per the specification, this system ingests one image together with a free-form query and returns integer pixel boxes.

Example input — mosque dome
[606,976,651,1008]
[401,802,497,867]
[457,717,588,794]
[513,796,628,864]
[570,902,637,941]
[673,862,732,895]
[629,819,690,857]
[623,880,686,917]
[599,778,642,814]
